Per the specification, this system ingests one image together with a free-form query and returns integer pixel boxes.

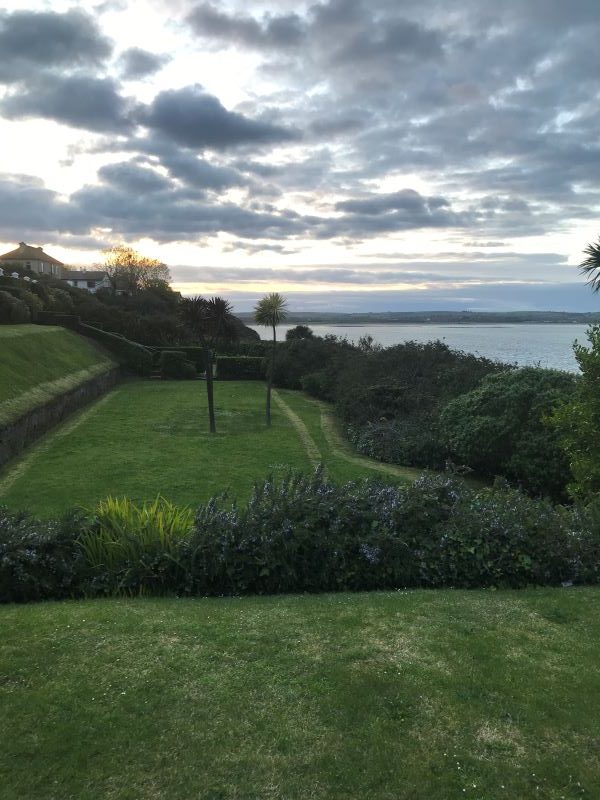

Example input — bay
[248,323,594,372]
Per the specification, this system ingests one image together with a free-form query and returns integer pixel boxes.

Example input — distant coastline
[237,310,600,325]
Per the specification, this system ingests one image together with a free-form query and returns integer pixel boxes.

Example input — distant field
[0,380,418,515]
[1,588,599,800]
[0,325,115,425]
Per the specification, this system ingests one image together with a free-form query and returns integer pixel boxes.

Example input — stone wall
[0,367,120,469]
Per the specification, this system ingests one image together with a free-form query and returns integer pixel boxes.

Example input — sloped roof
[62,270,109,281]
[0,242,64,266]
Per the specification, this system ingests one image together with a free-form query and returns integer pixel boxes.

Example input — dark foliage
[4,474,600,602]
[440,368,576,499]
[0,507,86,603]
[216,356,266,380]
[0,290,30,323]
[159,350,196,380]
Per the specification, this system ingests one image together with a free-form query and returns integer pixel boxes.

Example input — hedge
[159,350,197,379]
[216,355,266,380]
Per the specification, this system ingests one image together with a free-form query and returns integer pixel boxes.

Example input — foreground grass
[0,380,413,516]
[0,324,115,425]
[1,588,598,799]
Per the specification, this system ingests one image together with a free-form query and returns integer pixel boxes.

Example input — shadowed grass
[1,588,599,799]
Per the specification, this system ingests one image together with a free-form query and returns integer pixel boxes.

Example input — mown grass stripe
[272,389,321,467]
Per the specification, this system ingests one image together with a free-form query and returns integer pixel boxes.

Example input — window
[87,280,95,288]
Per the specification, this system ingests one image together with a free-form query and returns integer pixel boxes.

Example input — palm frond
[580,238,600,292]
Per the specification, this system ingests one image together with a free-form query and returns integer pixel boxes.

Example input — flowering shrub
[0,507,86,602]
[2,472,600,602]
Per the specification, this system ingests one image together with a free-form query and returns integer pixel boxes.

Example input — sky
[0,0,599,311]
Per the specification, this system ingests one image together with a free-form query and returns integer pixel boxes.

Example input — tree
[552,326,600,499]
[103,244,171,295]
[286,325,314,341]
[179,296,238,433]
[440,368,575,499]
[254,292,288,426]
[579,236,600,291]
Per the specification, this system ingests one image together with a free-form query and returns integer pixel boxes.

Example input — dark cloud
[119,47,170,79]
[98,161,171,193]
[142,85,299,150]
[0,8,112,83]
[187,3,305,49]
[0,75,136,133]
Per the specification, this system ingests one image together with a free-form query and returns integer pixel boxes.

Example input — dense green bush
[0,508,85,603]
[440,368,576,499]
[216,356,266,380]
[159,350,197,379]
[0,290,30,323]
[552,326,600,500]
[0,287,44,317]
[349,415,446,468]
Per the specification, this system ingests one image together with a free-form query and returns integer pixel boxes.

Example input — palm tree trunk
[266,324,276,426]
[204,346,216,433]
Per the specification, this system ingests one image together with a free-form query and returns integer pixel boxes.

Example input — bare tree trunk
[204,347,216,433]
[266,324,276,426]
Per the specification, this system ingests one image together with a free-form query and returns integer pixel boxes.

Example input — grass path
[272,390,322,467]
[277,388,422,482]
[1,588,599,800]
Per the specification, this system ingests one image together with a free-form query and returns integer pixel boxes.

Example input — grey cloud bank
[0,1,599,310]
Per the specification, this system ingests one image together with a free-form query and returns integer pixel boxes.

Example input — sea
[248,323,595,373]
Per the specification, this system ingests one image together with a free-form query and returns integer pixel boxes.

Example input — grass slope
[0,380,413,516]
[1,588,599,799]
[0,325,115,425]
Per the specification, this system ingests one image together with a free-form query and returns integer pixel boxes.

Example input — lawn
[0,324,115,425]
[0,380,416,516]
[1,588,598,800]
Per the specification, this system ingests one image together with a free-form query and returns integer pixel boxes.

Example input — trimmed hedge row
[1,473,599,602]
[216,355,266,380]
[35,313,153,376]
[159,350,196,379]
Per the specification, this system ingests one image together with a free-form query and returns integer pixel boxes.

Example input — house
[61,269,111,294]
[0,242,64,277]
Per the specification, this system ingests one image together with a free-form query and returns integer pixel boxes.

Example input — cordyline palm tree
[580,237,600,292]
[254,292,288,426]
[179,296,238,433]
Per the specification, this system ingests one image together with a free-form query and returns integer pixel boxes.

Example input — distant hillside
[238,310,600,325]
[0,325,116,425]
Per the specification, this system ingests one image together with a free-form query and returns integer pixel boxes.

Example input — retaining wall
[0,367,120,469]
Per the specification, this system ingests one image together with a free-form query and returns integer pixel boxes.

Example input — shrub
[0,507,85,603]
[0,290,30,323]
[552,326,600,500]
[159,350,197,379]
[440,368,575,499]
[4,475,600,602]
[79,496,194,595]
[216,355,266,380]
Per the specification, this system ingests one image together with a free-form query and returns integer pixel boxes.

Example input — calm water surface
[249,323,592,372]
